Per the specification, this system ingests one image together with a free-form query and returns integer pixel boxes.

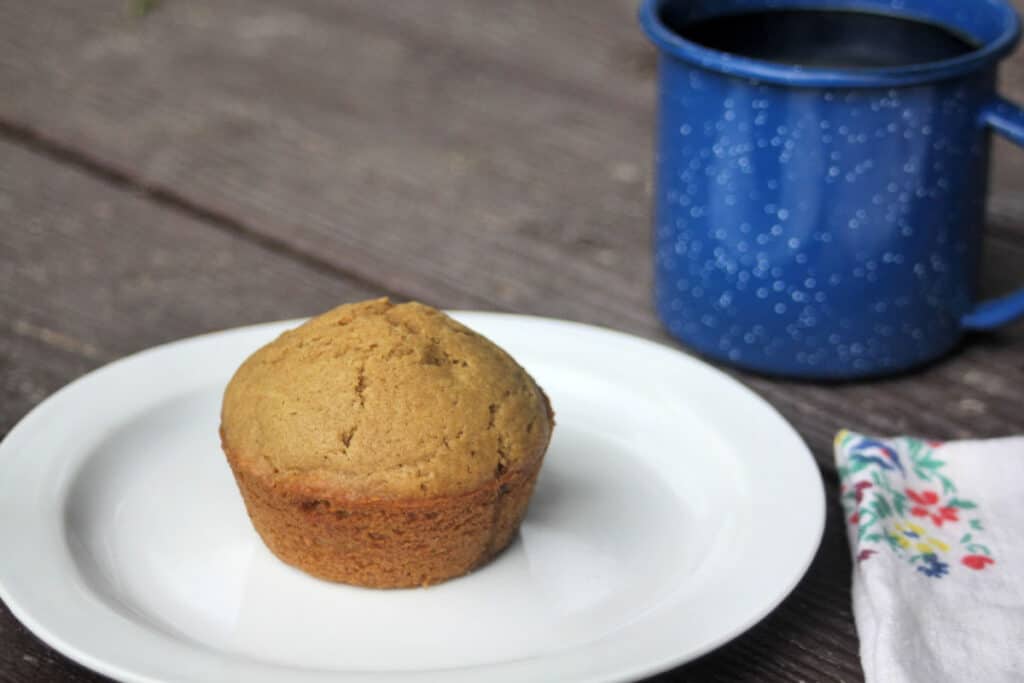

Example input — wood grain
[1,0,1024,681]
[0,141,380,370]
[0,138,384,679]
[1,0,1022,460]
[0,135,865,682]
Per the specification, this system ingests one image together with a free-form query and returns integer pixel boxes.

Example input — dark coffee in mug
[661,9,979,69]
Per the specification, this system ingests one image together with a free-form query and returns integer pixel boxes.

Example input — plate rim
[0,312,826,683]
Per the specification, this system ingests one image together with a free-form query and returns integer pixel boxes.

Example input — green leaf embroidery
[849,458,869,474]
[893,492,907,517]
[871,496,893,519]
[908,441,958,493]
[841,435,995,572]
[938,474,957,495]
[908,439,923,462]
[857,511,879,539]
[871,469,900,497]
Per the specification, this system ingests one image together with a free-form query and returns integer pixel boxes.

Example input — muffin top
[221,299,553,500]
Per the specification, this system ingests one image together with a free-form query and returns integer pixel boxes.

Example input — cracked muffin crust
[220,298,554,587]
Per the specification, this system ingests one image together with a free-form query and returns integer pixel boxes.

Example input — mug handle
[962,97,1024,330]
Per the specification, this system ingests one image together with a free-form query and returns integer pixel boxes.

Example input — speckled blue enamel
[641,0,1024,378]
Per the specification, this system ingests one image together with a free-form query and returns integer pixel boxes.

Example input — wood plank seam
[312,0,652,119]
[984,214,1024,247]
[0,116,410,305]
[7,319,108,362]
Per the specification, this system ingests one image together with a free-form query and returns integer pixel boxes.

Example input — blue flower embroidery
[916,553,949,578]
[849,437,905,474]
[837,432,996,579]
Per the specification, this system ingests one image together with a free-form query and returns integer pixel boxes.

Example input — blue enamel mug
[640,0,1024,378]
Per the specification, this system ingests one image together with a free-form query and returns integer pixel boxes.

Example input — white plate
[0,313,824,683]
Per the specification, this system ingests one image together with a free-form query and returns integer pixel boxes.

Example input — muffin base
[225,454,542,588]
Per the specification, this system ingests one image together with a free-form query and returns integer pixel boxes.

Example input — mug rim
[639,0,1021,87]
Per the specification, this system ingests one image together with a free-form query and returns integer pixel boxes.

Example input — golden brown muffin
[220,298,554,588]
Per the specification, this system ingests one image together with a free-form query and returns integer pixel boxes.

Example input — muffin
[220,298,554,588]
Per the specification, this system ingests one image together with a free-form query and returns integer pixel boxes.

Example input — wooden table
[2,2,1023,681]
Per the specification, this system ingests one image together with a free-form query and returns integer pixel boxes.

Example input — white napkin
[835,431,1024,683]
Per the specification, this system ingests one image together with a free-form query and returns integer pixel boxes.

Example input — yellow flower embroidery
[895,521,926,537]
[839,434,996,576]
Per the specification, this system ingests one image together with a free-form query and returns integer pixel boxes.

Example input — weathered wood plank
[0,142,380,375]
[0,0,661,330]
[328,0,1024,234]
[2,1,1024,681]
[0,138,383,680]
[3,0,1024,252]
[1,0,1022,462]
[0,136,864,682]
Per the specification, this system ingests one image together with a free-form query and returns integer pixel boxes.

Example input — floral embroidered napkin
[836,431,1024,682]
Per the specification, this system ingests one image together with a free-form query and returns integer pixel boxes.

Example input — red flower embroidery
[962,555,995,570]
[904,489,957,525]
[906,489,939,505]
[854,481,872,503]
[839,435,995,578]
[930,507,958,527]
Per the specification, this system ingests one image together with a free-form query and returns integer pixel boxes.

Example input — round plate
[0,313,824,682]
